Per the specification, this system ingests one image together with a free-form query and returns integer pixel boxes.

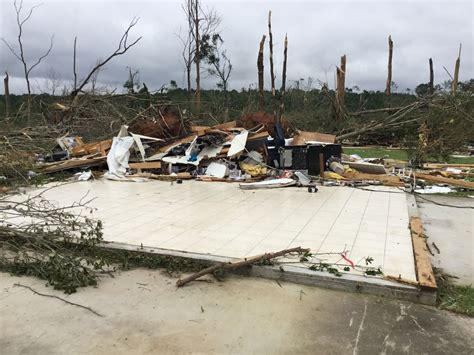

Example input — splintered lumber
[292,130,336,145]
[342,171,403,186]
[131,172,192,181]
[423,163,474,169]
[158,134,196,153]
[176,246,310,287]
[71,139,112,157]
[409,217,437,289]
[41,156,106,173]
[415,172,474,189]
[129,161,162,170]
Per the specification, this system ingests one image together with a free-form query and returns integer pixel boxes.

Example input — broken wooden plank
[247,131,270,141]
[130,172,192,181]
[71,139,112,157]
[158,134,196,153]
[41,157,107,173]
[423,163,474,169]
[409,217,437,290]
[342,171,403,186]
[212,121,237,130]
[415,172,474,189]
[292,130,336,145]
[129,161,162,170]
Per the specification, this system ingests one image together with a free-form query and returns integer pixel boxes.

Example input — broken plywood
[410,217,437,289]
[292,130,336,145]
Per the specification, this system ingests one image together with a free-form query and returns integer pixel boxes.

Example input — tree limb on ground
[176,246,309,287]
[14,283,104,317]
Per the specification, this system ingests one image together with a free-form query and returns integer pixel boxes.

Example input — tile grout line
[382,192,392,270]
[212,189,301,253]
[276,187,341,252]
[315,188,356,253]
[348,191,372,258]
[189,191,275,252]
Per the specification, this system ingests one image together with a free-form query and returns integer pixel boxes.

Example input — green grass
[343,147,474,164]
[343,147,409,160]
[436,271,474,317]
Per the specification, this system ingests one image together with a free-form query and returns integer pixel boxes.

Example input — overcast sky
[0,0,472,94]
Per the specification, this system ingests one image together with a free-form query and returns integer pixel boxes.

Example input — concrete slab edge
[99,241,437,306]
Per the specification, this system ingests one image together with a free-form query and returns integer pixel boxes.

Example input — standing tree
[205,36,232,94]
[123,67,140,94]
[385,35,393,97]
[4,72,11,119]
[452,43,461,96]
[1,0,54,123]
[257,35,266,111]
[179,0,221,108]
[429,58,434,95]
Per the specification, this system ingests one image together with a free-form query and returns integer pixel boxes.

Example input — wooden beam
[410,217,437,289]
[415,172,474,189]
[129,161,162,170]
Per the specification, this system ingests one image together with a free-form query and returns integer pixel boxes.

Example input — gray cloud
[0,0,472,94]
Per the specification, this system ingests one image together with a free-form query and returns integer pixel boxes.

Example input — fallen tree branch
[176,246,309,287]
[14,283,104,317]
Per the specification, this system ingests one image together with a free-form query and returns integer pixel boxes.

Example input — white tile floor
[24,180,417,281]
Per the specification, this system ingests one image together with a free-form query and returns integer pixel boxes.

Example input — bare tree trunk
[340,54,346,104]
[257,35,266,111]
[429,58,434,95]
[194,0,201,110]
[278,34,288,123]
[452,43,461,96]
[336,55,346,110]
[73,36,77,91]
[4,72,10,119]
[385,35,393,96]
[186,64,192,93]
[268,11,275,96]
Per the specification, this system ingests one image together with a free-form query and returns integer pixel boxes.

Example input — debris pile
[2,108,472,194]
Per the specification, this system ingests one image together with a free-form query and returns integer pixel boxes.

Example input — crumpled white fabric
[105,136,134,178]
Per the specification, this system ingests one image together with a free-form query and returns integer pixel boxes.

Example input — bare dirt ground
[1,269,473,355]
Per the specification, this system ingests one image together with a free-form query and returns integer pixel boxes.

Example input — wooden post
[428,58,434,95]
[257,35,266,111]
[452,43,461,96]
[319,153,325,178]
[278,34,288,123]
[385,35,393,96]
[4,72,10,119]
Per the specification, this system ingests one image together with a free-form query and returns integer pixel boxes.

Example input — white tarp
[106,136,135,178]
